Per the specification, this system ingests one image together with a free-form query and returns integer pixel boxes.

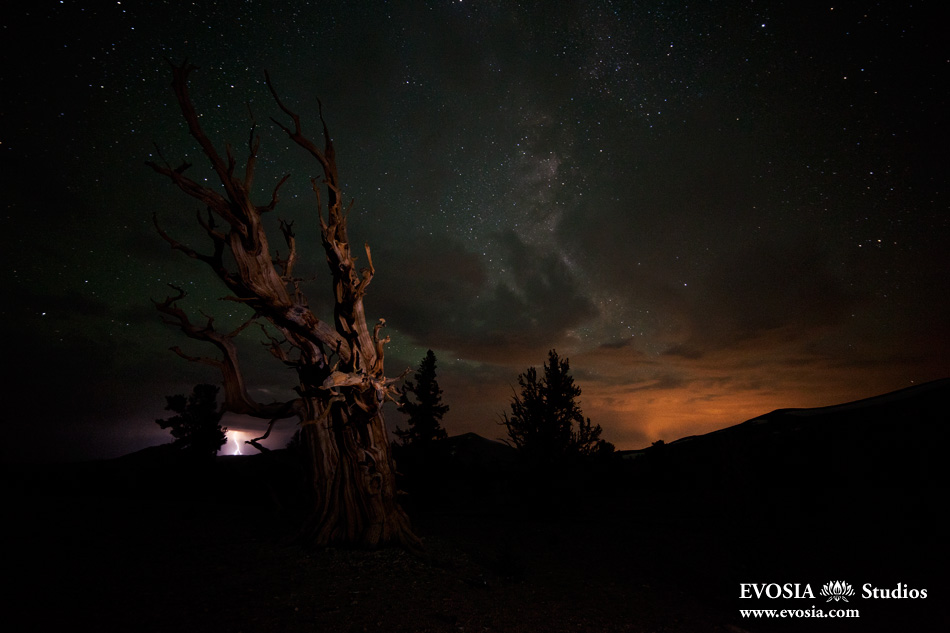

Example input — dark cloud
[675,238,869,353]
[662,344,704,360]
[367,233,488,342]
[598,338,639,351]
[374,229,597,362]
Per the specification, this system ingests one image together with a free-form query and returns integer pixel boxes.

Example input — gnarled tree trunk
[149,61,419,549]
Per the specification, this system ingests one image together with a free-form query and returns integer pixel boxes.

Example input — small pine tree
[502,349,612,464]
[395,350,449,447]
[156,383,228,460]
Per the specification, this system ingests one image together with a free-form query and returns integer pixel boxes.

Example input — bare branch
[168,62,241,205]
[265,71,339,201]
[146,160,238,226]
[196,207,227,243]
[275,218,298,279]
[228,314,259,339]
[259,323,292,362]
[259,173,291,214]
[153,213,208,262]
[153,287,299,420]
[355,242,375,296]
[168,345,221,368]
[371,318,390,375]
[246,398,305,451]
[311,177,327,231]
[153,212,240,292]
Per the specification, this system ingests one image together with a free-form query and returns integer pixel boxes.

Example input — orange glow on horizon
[428,340,945,453]
[566,341,934,450]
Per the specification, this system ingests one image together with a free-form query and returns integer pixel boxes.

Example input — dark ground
[6,437,947,633]
[7,382,949,632]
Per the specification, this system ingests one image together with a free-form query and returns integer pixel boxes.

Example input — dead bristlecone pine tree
[148,61,420,549]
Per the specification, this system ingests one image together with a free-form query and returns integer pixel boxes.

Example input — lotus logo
[821,580,855,602]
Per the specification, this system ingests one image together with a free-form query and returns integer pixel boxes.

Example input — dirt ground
[8,496,722,632]
[7,454,947,633]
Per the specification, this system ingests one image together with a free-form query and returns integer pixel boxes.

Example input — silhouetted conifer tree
[395,350,449,447]
[156,384,227,460]
[502,349,612,465]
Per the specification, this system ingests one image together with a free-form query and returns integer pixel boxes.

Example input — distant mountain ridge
[746,376,949,418]
[625,377,949,492]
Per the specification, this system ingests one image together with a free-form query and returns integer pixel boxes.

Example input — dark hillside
[625,377,948,491]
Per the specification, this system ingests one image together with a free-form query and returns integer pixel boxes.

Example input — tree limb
[154,287,300,420]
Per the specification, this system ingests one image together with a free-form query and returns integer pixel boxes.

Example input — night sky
[2,1,947,462]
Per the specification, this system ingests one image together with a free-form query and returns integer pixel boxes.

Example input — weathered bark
[149,61,419,549]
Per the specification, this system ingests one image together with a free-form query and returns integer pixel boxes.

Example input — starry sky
[2,1,947,461]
